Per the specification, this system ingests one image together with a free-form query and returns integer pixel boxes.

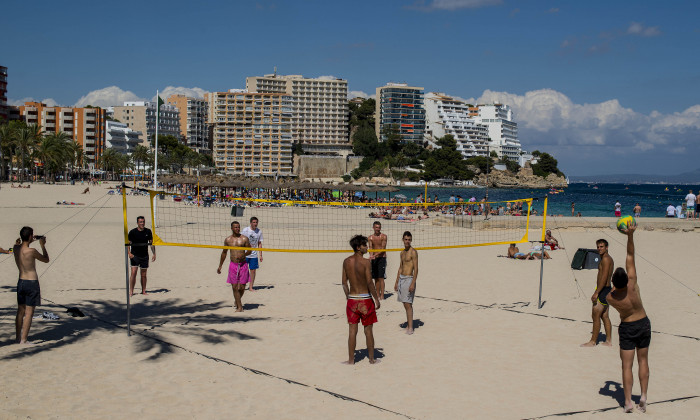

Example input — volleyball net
[124,189,539,253]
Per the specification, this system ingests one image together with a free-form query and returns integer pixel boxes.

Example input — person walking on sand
[342,235,381,365]
[241,217,263,292]
[14,227,49,344]
[607,224,651,413]
[571,202,575,217]
[581,239,614,347]
[395,231,418,335]
[127,216,156,296]
[633,203,641,218]
[368,221,388,300]
[218,221,252,312]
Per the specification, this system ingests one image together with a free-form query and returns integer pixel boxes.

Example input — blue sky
[4,0,700,176]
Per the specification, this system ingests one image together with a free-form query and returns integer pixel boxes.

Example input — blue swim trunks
[246,257,259,270]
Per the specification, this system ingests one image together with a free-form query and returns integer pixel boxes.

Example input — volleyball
[616,215,636,233]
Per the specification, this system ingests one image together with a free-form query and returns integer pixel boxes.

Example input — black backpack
[571,249,601,270]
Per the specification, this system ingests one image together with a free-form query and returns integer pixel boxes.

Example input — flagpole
[153,90,160,225]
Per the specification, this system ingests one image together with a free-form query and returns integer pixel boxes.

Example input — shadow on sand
[353,347,385,363]
[1,298,269,361]
[600,380,640,407]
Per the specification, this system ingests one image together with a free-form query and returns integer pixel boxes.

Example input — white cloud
[9,97,59,107]
[317,75,339,81]
[74,86,144,107]
[154,86,210,101]
[407,0,502,11]
[475,88,700,153]
[627,22,661,37]
[349,90,369,99]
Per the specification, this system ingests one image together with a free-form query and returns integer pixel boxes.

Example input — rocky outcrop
[475,166,567,189]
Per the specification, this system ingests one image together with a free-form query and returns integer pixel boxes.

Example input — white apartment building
[205,89,294,175]
[424,92,490,158]
[474,104,521,160]
[246,74,349,154]
[105,120,142,154]
[111,101,181,147]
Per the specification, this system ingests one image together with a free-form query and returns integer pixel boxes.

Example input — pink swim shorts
[227,261,250,285]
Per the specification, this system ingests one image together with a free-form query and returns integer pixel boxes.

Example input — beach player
[14,227,49,344]
[581,239,614,347]
[218,221,252,312]
[395,231,418,335]
[342,235,381,365]
[633,203,642,218]
[607,224,651,413]
[127,216,155,296]
[241,217,263,292]
[368,221,388,300]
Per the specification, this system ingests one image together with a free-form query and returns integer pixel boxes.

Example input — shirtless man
[581,239,614,347]
[342,235,381,365]
[507,243,527,259]
[633,203,642,218]
[607,224,651,413]
[14,227,50,344]
[395,231,418,335]
[217,221,252,312]
[544,230,562,249]
[368,221,388,300]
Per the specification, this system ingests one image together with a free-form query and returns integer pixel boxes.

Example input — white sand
[1,184,699,419]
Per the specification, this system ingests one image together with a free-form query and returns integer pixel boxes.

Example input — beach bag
[571,249,600,270]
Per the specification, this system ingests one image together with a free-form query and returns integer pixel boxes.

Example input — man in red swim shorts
[341,234,381,365]
[217,221,252,312]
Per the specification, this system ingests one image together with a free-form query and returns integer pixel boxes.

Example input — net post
[538,196,548,310]
[121,184,131,336]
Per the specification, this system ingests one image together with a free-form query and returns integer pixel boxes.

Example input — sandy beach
[1,184,699,419]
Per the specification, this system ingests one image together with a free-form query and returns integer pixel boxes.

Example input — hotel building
[105,120,142,155]
[424,92,490,157]
[474,104,521,160]
[166,94,210,153]
[0,66,7,122]
[375,83,426,144]
[246,74,349,154]
[111,101,181,147]
[18,102,106,166]
[205,89,294,175]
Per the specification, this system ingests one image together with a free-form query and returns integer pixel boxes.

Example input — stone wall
[295,155,362,179]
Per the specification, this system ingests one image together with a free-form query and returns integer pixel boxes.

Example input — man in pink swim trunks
[217,221,252,312]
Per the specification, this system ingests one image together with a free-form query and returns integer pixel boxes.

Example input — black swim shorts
[597,286,612,306]
[371,256,387,279]
[17,279,41,307]
[130,255,149,269]
[619,316,651,350]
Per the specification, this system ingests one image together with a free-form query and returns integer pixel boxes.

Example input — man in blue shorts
[242,217,263,292]
[581,239,613,347]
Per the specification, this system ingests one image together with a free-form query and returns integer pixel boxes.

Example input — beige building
[166,94,210,153]
[19,102,106,166]
[205,90,294,175]
[111,101,181,147]
[246,74,349,154]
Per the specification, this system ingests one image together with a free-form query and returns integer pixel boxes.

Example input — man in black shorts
[607,224,651,413]
[14,226,50,344]
[128,216,156,296]
[582,239,614,347]
[368,221,387,300]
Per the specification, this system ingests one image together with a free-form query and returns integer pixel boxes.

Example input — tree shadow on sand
[0,298,269,361]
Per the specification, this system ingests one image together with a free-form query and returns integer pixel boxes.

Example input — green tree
[531,152,562,177]
[352,124,379,158]
[423,135,474,181]
[0,123,17,181]
[34,132,71,181]
[465,155,494,174]
[14,124,42,182]
[349,98,376,129]
[132,145,150,176]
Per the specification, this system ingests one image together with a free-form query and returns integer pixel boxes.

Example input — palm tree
[0,123,16,181]
[14,124,42,183]
[35,132,71,182]
[132,145,150,177]
[66,141,83,180]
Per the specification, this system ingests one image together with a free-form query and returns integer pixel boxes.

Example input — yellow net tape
[137,190,534,253]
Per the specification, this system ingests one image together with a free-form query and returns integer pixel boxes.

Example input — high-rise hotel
[424,92,490,157]
[246,74,349,154]
[475,104,520,160]
[205,90,294,175]
[167,94,210,153]
[0,65,8,122]
[375,83,426,144]
[18,102,106,166]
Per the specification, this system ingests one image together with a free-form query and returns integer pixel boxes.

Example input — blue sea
[380,183,699,218]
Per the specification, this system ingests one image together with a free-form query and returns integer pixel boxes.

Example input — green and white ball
[616,215,636,233]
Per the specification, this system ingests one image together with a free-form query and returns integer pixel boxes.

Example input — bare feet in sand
[638,398,647,413]
[342,360,354,365]
[580,341,597,347]
[406,329,414,335]
[623,403,635,413]
[601,341,612,347]
[369,359,381,365]
[235,307,244,312]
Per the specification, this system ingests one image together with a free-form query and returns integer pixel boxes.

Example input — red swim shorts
[346,298,377,326]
